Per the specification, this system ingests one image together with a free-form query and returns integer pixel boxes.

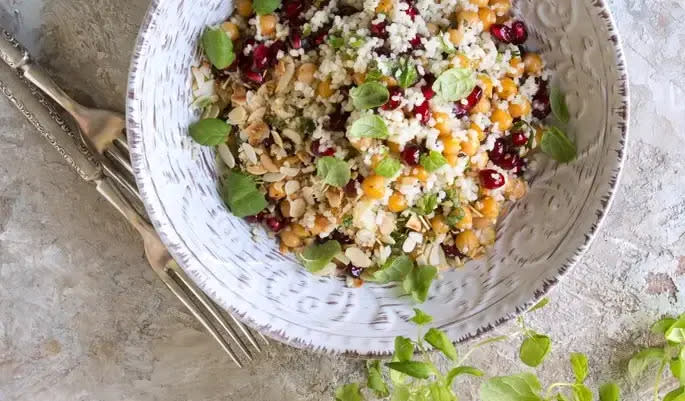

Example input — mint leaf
[480,374,543,401]
[190,118,231,145]
[519,334,552,367]
[402,265,437,303]
[424,328,457,360]
[253,0,281,15]
[432,68,477,101]
[446,366,484,386]
[550,87,570,124]
[328,35,345,49]
[664,387,685,401]
[414,193,438,215]
[366,69,383,82]
[570,352,589,383]
[391,385,411,401]
[394,336,414,362]
[572,384,592,401]
[349,114,389,139]
[598,382,620,401]
[371,255,414,283]
[420,150,447,172]
[428,382,457,401]
[396,59,418,89]
[222,170,267,218]
[651,317,677,335]
[671,358,685,385]
[202,28,235,69]
[350,82,390,110]
[366,360,389,397]
[335,383,364,401]
[628,347,665,379]
[541,126,576,163]
[410,308,433,325]
[298,240,341,272]
[316,156,351,187]
[386,361,434,379]
[374,156,402,178]
[666,315,685,343]
[528,298,550,313]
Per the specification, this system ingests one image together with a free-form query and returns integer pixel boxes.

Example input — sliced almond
[280,166,300,177]
[379,213,395,236]
[231,84,247,106]
[246,164,267,175]
[217,143,236,168]
[406,215,424,232]
[246,121,269,146]
[228,106,247,125]
[263,172,286,182]
[345,247,372,268]
[261,153,280,173]
[289,198,306,218]
[281,128,302,145]
[241,143,258,164]
[285,180,301,196]
[275,56,295,94]
[248,106,267,123]
[271,130,284,149]
[325,188,343,208]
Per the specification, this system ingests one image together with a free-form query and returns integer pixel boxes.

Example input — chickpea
[460,131,480,156]
[412,166,429,182]
[496,77,518,99]
[446,154,460,167]
[455,230,480,256]
[473,151,489,169]
[470,0,489,6]
[470,96,491,114]
[297,63,317,84]
[477,196,500,220]
[311,216,330,236]
[388,192,408,212]
[433,111,452,136]
[457,10,480,28]
[523,53,543,76]
[362,175,386,199]
[469,122,485,141]
[280,230,302,248]
[472,217,492,230]
[478,7,497,31]
[221,22,240,41]
[448,28,464,46]
[455,206,473,230]
[279,199,292,218]
[291,223,309,238]
[235,0,253,17]
[259,14,277,37]
[431,215,450,235]
[509,99,532,119]
[426,23,440,35]
[442,136,461,155]
[489,0,511,16]
[506,178,528,200]
[376,0,393,13]
[453,53,471,68]
[478,74,494,98]
[268,181,286,200]
[317,79,334,98]
[508,57,525,78]
[491,108,513,131]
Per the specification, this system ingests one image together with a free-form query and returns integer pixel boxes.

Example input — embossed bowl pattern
[126,0,628,355]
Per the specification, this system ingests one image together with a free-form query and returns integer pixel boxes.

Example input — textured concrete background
[0,0,683,400]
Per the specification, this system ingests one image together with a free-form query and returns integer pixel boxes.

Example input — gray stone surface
[0,0,683,400]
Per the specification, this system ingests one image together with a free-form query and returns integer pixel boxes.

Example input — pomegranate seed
[310,140,336,157]
[513,158,527,176]
[479,169,506,189]
[265,216,286,232]
[382,87,404,110]
[344,176,363,197]
[413,100,431,124]
[453,102,468,118]
[252,44,270,70]
[268,40,286,66]
[246,211,269,223]
[331,230,354,245]
[405,5,419,20]
[441,244,464,258]
[243,70,265,85]
[490,24,512,43]
[290,29,303,49]
[283,0,304,20]
[510,21,528,45]
[497,153,520,170]
[348,264,364,278]
[409,35,423,49]
[313,26,330,45]
[421,85,435,101]
[489,138,507,163]
[370,21,388,39]
[532,88,551,120]
[511,131,529,147]
[401,144,421,166]
[453,86,483,117]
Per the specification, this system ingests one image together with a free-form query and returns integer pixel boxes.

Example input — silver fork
[0,28,267,367]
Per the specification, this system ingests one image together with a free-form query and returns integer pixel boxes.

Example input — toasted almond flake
[379,213,395,236]
[325,188,343,208]
[246,164,267,175]
[271,130,284,148]
[289,198,306,218]
[263,172,286,182]
[282,128,302,145]
[285,180,301,196]
[402,236,417,253]
[248,106,267,123]
[246,121,269,146]
[241,143,258,164]
[280,166,300,177]
[228,106,247,125]
[217,143,235,168]
[345,247,372,268]
[335,253,351,265]
[381,235,396,244]
[275,56,295,94]
[406,215,423,232]
[261,153,280,173]
[231,84,247,105]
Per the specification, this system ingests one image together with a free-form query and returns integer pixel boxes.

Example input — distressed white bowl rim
[126,0,629,356]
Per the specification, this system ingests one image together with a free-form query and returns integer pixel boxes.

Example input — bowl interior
[127,0,628,355]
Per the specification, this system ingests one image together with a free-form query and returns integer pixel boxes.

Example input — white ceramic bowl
[126,0,628,355]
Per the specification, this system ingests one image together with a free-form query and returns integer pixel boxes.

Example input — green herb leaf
[550,87,570,124]
[446,207,465,227]
[598,382,620,401]
[664,387,685,401]
[328,35,345,49]
[420,150,447,172]
[342,214,353,227]
[432,68,477,102]
[190,118,231,145]
[222,170,268,218]
[391,385,411,401]
[424,328,457,360]
[335,383,364,401]
[480,374,543,401]
[572,384,593,401]
[570,352,589,383]
[374,156,402,177]
[440,34,456,55]
[628,347,666,379]
[666,315,685,343]
[671,358,685,385]
[402,265,438,303]
[651,317,677,335]
[253,0,281,15]
[202,28,235,69]
[428,382,458,401]
[519,334,552,367]
[414,193,438,216]
[541,126,577,163]
[316,156,351,187]
[386,361,434,379]
[366,360,389,398]
[372,255,414,283]
[557,394,571,401]
[394,336,414,362]
[446,366,484,386]
[528,297,550,313]
[366,69,383,81]
[410,308,433,325]
[396,60,419,89]
[349,114,389,139]
[350,82,390,110]
[298,240,341,272]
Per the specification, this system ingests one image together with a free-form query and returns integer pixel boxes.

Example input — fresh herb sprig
[540,88,577,163]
